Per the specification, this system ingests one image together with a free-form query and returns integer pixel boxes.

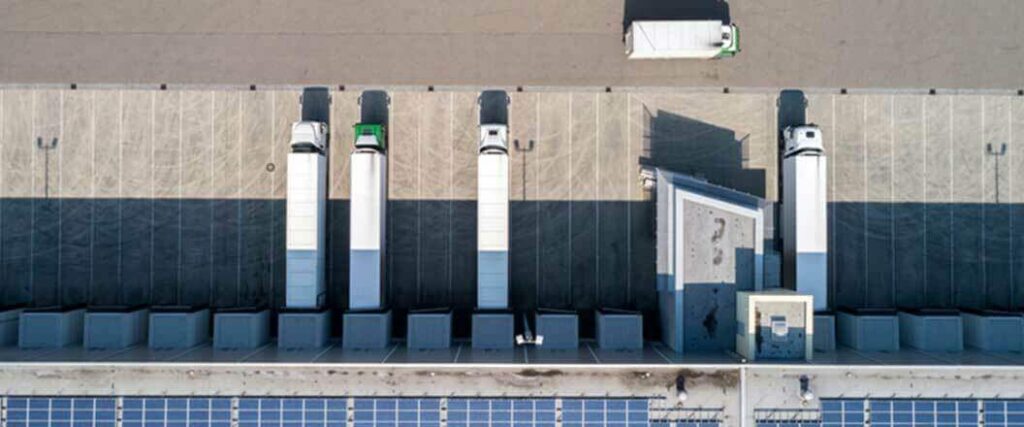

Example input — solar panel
[447,398,555,427]
[982,400,1024,427]
[819,399,864,427]
[122,398,232,427]
[351,398,440,427]
[237,398,346,427]
[775,398,996,427]
[865,399,978,427]
[6,397,117,427]
[561,398,650,427]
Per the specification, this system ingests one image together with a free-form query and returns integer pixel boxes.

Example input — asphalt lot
[1,0,1023,89]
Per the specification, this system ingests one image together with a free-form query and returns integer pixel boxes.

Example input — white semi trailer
[349,124,388,310]
[477,124,510,309]
[782,125,828,311]
[285,121,329,309]
[625,20,739,59]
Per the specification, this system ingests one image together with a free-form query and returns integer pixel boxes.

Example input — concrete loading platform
[0,87,1023,363]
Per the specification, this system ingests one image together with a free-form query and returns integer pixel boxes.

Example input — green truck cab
[353,123,386,153]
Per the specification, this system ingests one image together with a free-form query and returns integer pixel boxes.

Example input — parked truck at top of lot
[625,20,739,60]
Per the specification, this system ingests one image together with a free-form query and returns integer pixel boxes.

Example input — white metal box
[477,152,510,309]
[736,289,814,361]
[656,170,765,353]
[349,150,388,310]
[286,152,328,309]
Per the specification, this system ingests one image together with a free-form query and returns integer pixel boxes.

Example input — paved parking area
[1,0,1023,89]
[0,87,1022,340]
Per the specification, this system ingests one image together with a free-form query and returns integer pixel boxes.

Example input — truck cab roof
[354,123,387,153]
[290,121,327,153]
[479,124,508,153]
[783,125,824,156]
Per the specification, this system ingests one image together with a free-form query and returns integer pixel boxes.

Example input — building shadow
[478,90,509,125]
[359,90,390,128]
[1,198,1021,342]
[641,108,765,198]
[300,87,331,124]
[622,0,731,33]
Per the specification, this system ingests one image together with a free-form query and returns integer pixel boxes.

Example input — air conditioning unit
[736,289,814,361]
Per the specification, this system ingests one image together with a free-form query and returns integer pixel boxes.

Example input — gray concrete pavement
[1,0,1022,89]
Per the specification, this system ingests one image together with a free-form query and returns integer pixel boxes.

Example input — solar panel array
[984,400,1024,427]
[2,396,724,427]
[123,398,232,427]
[866,399,979,427]
[561,398,648,427]
[447,398,554,427]
[819,400,865,427]
[352,398,440,427]
[237,398,346,427]
[6,398,116,427]
[756,398,1024,427]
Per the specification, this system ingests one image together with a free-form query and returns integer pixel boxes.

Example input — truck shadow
[622,0,731,33]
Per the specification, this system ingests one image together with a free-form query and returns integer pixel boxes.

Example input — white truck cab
[479,124,509,154]
[290,121,328,153]
[783,125,824,157]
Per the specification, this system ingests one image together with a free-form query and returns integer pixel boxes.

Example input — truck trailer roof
[626,20,738,60]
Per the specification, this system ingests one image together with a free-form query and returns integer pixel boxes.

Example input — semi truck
[285,121,329,309]
[782,125,828,311]
[625,20,739,59]
[477,123,510,310]
[349,123,388,310]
